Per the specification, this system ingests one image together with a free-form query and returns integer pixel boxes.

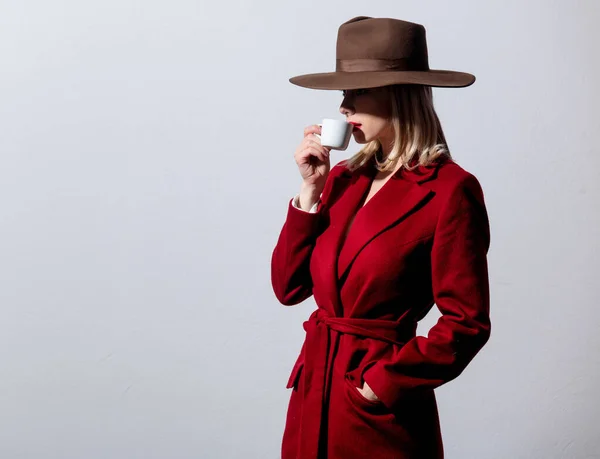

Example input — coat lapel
[317,157,445,314]
[316,165,372,316]
[335,159,443,283]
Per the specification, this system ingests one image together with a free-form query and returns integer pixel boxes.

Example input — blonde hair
[345,84,451,172]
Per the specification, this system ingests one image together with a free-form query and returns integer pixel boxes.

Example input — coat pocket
[286,359,305,390]
[343,372,390,418]
[344,373,384,407]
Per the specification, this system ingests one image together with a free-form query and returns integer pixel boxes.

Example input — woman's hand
[294,124,331,192]
[356,381,380,402]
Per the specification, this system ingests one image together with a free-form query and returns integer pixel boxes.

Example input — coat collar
[389,155,445,184]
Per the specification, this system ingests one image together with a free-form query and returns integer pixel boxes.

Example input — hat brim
[289,69,475,90]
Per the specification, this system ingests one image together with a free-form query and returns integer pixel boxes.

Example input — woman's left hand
[356,381,380,402]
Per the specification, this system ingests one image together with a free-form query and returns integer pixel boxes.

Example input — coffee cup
[315,118,353,151]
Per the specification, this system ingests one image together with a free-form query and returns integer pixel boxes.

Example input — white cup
[315,118,353,151]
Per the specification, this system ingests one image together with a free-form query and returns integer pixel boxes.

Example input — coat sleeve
[363,174,491,408]
[270,199,324,305]
[270,164,343,306]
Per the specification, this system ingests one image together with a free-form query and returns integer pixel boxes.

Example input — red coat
[271,156,491,459]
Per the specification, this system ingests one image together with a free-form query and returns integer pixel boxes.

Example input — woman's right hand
[294,125,331,189]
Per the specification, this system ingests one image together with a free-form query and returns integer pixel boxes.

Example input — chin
[353,132,370,144]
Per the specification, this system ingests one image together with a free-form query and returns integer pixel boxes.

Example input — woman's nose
[339,102,354,117]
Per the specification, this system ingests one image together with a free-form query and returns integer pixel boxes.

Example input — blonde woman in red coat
[271,16,491,459]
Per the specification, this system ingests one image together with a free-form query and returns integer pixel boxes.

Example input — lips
[348,121,362,131]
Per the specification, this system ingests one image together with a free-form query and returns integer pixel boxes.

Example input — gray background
[1,0,598,458]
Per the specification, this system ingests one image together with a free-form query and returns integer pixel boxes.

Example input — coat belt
[297,308,417,458]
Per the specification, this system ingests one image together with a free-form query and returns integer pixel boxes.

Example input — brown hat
[289,16,475,90]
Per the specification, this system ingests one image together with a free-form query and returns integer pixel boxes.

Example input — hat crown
[288,16,475,90]
[336,17,429,72]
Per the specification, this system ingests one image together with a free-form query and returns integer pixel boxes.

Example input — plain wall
[0,0,598,458]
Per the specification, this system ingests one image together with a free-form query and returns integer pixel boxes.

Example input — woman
[271,16,490,459]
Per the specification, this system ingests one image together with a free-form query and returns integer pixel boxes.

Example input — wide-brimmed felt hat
[289,16,475,90]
